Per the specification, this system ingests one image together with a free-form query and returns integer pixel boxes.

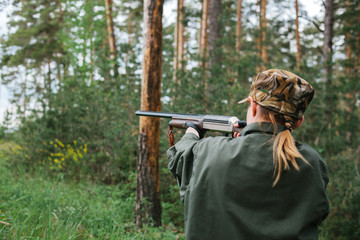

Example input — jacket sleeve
[167,133,200,202]
[319,157,330,221]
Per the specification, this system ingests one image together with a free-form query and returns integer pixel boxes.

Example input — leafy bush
[46,139,88,175]
[320,148,360,240]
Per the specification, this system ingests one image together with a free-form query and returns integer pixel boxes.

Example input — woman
[167,69,329,240]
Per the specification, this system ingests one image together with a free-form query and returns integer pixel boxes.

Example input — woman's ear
[249,96,257,117]
[293,116,304,130]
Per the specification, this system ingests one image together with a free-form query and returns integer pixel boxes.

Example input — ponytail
[263,108,309,186]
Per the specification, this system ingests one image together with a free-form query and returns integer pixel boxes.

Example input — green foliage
[320,149,360,240]
[9,79,140,183]
[46,139,87,173]
[0,156,183,239]
[1,0,142,183]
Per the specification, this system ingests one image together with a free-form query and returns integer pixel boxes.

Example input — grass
[0,147,184,239]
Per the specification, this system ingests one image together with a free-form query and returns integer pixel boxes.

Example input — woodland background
[0,0,359,239]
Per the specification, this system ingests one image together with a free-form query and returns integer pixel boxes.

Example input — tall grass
[0,148,184,239]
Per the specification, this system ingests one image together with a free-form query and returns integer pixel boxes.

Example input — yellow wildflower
[55,139,65,148]
[77,150,83,159]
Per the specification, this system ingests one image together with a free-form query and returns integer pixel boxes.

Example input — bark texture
[322,0,334,143]
[236,0,243,53]
[105,0,119,77]
[173,0,185,85]
[135,0,164,228]
[323,0,334,84]
[256,0,267,72]
[295,0,301,70]
[260,0,268,67]
[208,0,222,69]
[199,0,209,61]
[356,2,360,69]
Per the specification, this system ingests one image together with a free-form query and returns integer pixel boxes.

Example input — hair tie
[284,120,293,132]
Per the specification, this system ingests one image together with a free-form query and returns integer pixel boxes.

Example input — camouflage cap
[238,69,315,119]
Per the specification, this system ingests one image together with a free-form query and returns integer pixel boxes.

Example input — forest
[0,0,359,239]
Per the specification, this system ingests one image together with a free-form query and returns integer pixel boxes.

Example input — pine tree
[173,0,185,85]
[208,0,222,71]
[199,0,209,64]
[236,0,243,53]
[295,0,301,70]
[136,0,164,228]
[105,0,119,78]
[1,0,63,113]
[259,0,268,70]
[322,0,334,143]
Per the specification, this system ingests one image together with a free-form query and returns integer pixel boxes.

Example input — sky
[0,1,14,124]
[0,0,322,125]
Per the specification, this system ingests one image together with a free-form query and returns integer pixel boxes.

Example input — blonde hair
[261,107,310,186]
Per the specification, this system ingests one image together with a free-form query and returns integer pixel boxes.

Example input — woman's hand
[233,121,244,138]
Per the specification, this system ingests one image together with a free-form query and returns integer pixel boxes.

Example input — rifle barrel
[135,111,204,119]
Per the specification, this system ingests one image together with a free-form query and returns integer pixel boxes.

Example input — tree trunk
[235,0,243,53]
[105,0,119,78]
[256,0,267,72]
[323,0,334,146]
[199,0,209,63]
[173,0,185,85]
[323,0,334,84]
[125,12,133,79]
[358,2,360,123]
[356,2,360,69]
[57,0,63,85]
[58,0,63,23]
[46,58,52,110]
[89,21,94,82]
[295,0,301,70]
[208,0,222,70]
[135,0,164,228]
[260,0,268,68]
[199,0,209,111]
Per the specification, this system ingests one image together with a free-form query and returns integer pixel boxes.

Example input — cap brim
[237,98,248,104]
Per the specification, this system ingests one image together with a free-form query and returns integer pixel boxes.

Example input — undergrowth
[0,142,184,239]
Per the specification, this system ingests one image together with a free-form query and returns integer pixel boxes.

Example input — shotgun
[135,111,247,145]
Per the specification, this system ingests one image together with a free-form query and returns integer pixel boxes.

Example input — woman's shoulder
[296,141,322,158]
[296,141,328,171]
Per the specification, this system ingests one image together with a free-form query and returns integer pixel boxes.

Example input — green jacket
[167,122,329,240]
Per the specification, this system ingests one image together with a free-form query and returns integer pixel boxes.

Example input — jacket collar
[240,122,287,136]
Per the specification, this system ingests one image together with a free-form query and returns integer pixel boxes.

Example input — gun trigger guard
[168,124,175,146]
